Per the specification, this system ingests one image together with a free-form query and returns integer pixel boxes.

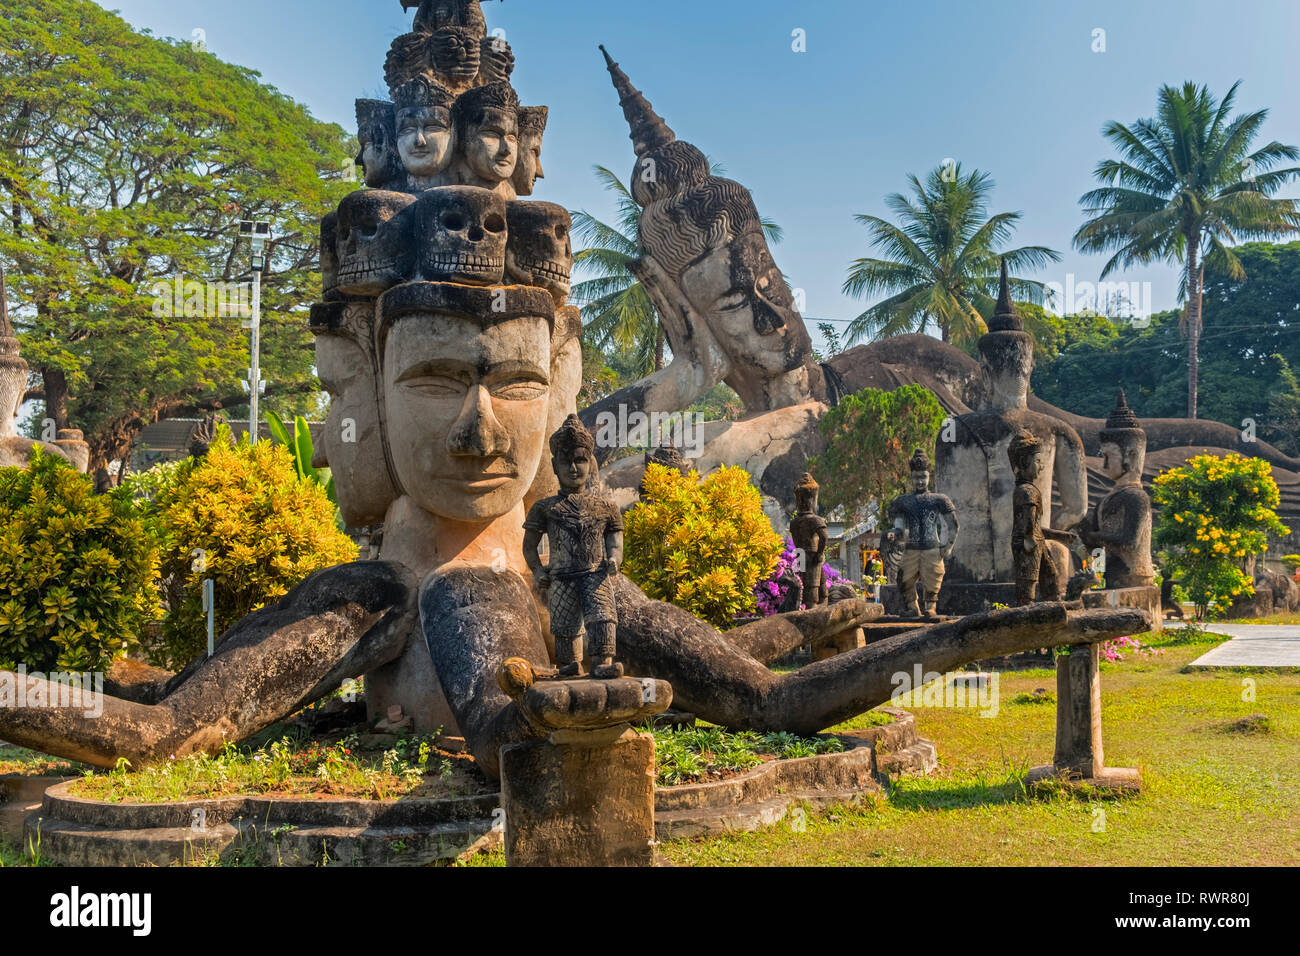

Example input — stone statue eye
[492,380,546,401]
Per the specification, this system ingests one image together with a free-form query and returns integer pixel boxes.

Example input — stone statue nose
[448,384,510,458]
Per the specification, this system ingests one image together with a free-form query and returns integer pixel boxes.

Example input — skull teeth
[422,255,504,276]
[520,258,572,283]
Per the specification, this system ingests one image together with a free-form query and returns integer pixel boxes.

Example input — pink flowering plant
[752,538,848,616]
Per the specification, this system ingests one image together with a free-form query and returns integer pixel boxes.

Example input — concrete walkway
[1189,624,1300,668]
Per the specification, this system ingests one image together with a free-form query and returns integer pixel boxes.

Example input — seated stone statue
[887,449,958,618]
[1070,390,1154,590]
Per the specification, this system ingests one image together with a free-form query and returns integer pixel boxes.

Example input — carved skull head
[430,28,481,91]
[505,201,572,305]
[321,212,340,300]
[336,190,418,297]
[415,186,507,285]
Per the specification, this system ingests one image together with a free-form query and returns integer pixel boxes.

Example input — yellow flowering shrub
[0,450,158,671]
[623,465,783,628]
[148,428,357,668]
[1153,453,1289,619]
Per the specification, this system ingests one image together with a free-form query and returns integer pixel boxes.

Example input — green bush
[0,449,159,671]
[148,428,357,669]
[1153,453,1290,620]
[623,464,782,628]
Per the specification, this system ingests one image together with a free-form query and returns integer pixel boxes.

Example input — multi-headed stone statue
[1071,390,1154,590]
[524,415,626,679]
[886,449,958,618]
[789,473,829,608]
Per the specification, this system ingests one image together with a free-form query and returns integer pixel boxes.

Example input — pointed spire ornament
[988,257,1024,332]
[599,46,676,156]
[1101,387,1144,443]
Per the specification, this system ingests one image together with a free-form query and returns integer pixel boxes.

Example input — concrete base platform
[1026,764,1142,795]
[1189,624,1300,669]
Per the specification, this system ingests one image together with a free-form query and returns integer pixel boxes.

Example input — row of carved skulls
[321,188,573,306]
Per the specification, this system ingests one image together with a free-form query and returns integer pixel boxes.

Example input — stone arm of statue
[0,561,418,769]
[1052,426,1089,530]
[522,525,548,590]
[579,256,731,462]
[941,510,959,560]
[605,528,624,575]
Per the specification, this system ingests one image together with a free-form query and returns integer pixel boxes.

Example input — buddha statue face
[911,468,930,494]
[397,105,456,179]
[1099,438,1144,483]
[978,331,1034,412]
[678,231,811,377]
[554,445,592,493]
[312,327,396,528]
[382,303,552,522]
[462,105,518,184]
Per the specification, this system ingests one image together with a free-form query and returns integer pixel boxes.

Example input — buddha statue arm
[941,509,959,559]
[1052,427,1088,530]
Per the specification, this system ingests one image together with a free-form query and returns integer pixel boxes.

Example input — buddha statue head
[376,282,555,523]
[394,78,457,186]
[452,82,520,190]
[512,106,548,197]
[977,260,1035,413]
[309,301,398,528]
[909,448,931,493]
[601,48,818,411]
[355,99,404,190]
[1098,388,1146,483]
[794,473,819,515]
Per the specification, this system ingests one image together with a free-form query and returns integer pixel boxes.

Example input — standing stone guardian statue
[789,473,829,607]
[1009,430,1066,604]
[886,449,958,618]
[524,415,626,679]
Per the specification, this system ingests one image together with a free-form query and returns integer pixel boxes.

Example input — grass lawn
[661,627,1300,866]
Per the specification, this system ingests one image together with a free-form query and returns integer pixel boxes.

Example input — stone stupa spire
[988,257,1023,332]
[600,45,676,157]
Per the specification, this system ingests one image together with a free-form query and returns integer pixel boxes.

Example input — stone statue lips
[432,466,518,494]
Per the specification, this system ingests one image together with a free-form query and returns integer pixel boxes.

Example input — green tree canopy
[842,163,1060,349]
[1073,81,1300,420]
[807,384,947,528]
[0,0,356,484]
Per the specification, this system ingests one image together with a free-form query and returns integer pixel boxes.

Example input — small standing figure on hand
[1008,430,1060,605]
[524,415,626,679]
[886,449,958,618]
[789,473,829,608]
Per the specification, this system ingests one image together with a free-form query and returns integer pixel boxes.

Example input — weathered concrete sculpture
[335,190,419,296]
[789,473,829,608]
[505,201,572,304]
[936,262,1086,612]
[355,99,405,191]
[449,82,519,196]
[393,78,458,191]
[887,449,959,618]
[414,186,507,285]
[1009,431,1062,605]
[1073,390,1154,590]
[0,266,72,470]
[512,106,548,197]
[524,415,626,679]
[0,1,1153,784]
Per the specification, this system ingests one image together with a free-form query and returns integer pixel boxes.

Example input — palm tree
[1074,81,1300,419]
[842,163,1060,348]
[570,164,784,379]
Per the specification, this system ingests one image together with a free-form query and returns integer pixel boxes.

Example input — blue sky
[99,0,1300,348]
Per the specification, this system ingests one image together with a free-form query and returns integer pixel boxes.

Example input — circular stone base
[25,711,938,866]
[1026,764,1142,796]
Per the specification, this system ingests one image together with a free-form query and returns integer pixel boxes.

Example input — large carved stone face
[511,129,544,196]
[505,201,572,304]
[463,106,518,184]
[415,186,507,284]
[312,328,396,528]
[978,330,1034,412]
[678,233,809,376]
[336,190,417,296]
[397,106,455,179]
[383,312,551,521]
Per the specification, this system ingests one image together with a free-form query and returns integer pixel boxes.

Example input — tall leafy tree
[0,0,355,485]
[570,164,784,382]
[842,163,1060,348]
[1073,81,1300,420]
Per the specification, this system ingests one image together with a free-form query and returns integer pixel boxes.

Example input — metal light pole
[238,220,271,445]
